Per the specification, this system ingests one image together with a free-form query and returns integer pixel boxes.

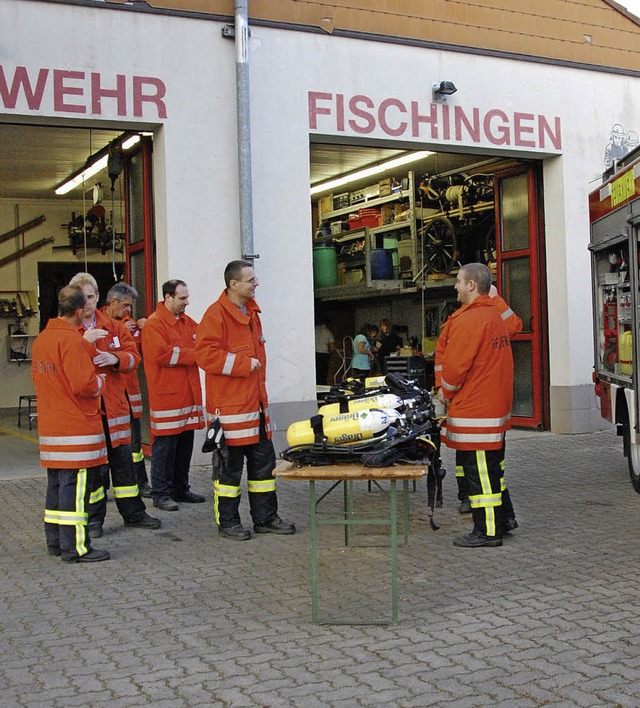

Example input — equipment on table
[282,373,444,528]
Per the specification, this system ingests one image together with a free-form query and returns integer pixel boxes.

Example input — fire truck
[589,145,640,492]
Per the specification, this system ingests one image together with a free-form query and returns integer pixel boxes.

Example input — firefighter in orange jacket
[102,281,151,497]
[31,285,110,563]
[70,272,161,537]
[438,263,514,548]
[435,283,522,531]
[141,279,205,511]
[195,260,295,541]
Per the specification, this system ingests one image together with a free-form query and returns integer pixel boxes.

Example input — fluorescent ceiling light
[310,150,434,196]
[121,134,141,150]
[54,154,109,195]
[54,132,147,196]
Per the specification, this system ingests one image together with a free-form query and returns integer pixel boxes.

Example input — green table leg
[344,479,354,547]
[390,480,398,625]
[310,481,318,624]
[403,479,410,545]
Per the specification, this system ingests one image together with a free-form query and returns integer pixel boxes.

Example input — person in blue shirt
[349,323,376,379]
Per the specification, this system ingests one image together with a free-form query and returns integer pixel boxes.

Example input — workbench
[275,463,426,625]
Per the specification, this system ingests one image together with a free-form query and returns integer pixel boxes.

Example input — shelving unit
[315,172,420,295]
[7,323,36,364]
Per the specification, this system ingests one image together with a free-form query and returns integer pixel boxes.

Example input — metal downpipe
[234,0,256,261]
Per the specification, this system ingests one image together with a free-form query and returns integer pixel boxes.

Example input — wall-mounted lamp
[54,133,145,196]
[432,81,457,102]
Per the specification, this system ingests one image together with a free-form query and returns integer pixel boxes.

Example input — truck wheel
[623,422,640,493]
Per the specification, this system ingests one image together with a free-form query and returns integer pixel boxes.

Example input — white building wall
[2,0,639,438]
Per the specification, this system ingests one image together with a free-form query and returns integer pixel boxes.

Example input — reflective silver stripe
[247,479,276,493]
[129,394,142,403]
[434,364,442,372]
[169,346,180,366]
[95,376,104,396]
[443,430,504,444]
[224,426,260,440]
[113,485,139,498]
[447,415,509,428]
[219,411,260,424]
[222,352,236,376]
[108,416,131,427]
[441,378,461,392]
[130,404,143,414]
[214,481,241,498]
[124,352,135,371]
[90,486,105,504]
[44,509,88,525]
[151,416,203,431]
[41,448,108,462]
[501,308,514,320]
[469,493,502,506]
[150,405,201,419]
[109,430,131,442]
[39,434,105,446]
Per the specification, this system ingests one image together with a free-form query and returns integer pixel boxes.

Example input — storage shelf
[7,323,36,364]
[333,228,368,244]
[321,190,411,220]
[370,220,411,236]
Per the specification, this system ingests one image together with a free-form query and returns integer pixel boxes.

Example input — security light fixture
[432,81,458,102]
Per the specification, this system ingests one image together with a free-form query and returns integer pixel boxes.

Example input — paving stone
[4,429,640,705]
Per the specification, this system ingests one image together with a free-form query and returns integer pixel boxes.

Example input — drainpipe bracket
[222,24,252,39]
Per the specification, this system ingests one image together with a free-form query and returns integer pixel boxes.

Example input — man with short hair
[32,285,110,563]
[435,281,522,533]
[141,279,206,511]
[195,260,295,541]
[438,263,514,548]
[103,281,151,497]
[69,272,161,536]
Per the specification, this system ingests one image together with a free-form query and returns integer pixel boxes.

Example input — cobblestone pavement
[2,428,640,707]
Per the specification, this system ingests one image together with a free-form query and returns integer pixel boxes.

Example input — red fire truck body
[589,145,640,491]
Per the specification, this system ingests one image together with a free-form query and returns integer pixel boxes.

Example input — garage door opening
[309,141,548,429]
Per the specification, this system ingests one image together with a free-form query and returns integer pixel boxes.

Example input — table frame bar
[309,479,407,625]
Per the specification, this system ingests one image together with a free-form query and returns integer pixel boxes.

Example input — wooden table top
[274,463,427,481]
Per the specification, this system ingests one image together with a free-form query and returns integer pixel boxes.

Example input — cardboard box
[318,195,333,216]
[381,204,396,225]
[379,177,392,197]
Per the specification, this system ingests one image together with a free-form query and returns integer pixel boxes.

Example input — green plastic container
[313,245,338,287]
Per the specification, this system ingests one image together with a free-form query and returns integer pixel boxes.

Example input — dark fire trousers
[213,415,278,528]
[457,448,504,538]
[44,466,103,560]
[88,418,147,525]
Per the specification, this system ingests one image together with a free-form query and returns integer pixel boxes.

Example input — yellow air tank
[286,409,400,447]
[317,393,403,417]
[619,329,633,375]
[364,375,387,388]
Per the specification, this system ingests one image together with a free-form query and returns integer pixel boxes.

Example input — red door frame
[124,136,155,317]
[123,136,155,454]
[495,164,548,429]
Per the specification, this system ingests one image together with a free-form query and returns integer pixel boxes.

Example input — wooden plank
[275,462,427,481]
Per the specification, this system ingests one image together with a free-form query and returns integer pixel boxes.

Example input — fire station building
[1,0,640,452]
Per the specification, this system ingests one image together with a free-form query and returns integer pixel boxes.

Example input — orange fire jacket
[195,290,271,447]
[434,293,522,388]
[31,317,107,469]
[100,309,144,419]
[141,301,204,437]
[78,309,140,448]
[437,294,515,451]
